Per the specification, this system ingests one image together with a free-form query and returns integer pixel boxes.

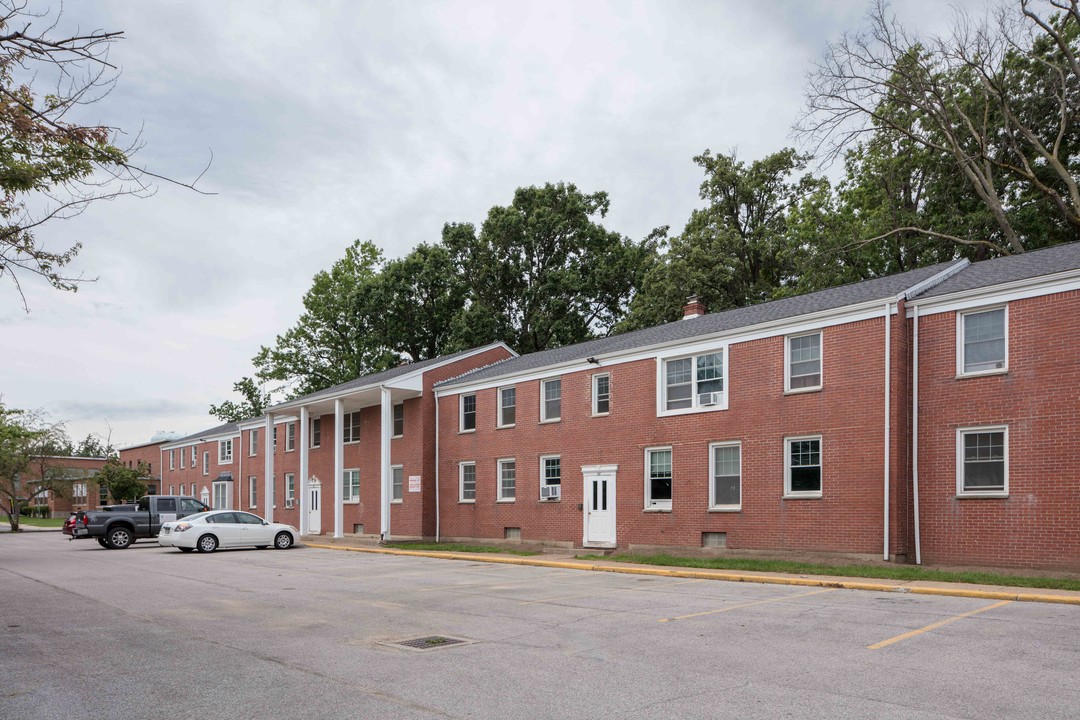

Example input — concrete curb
[303,542,1080,606]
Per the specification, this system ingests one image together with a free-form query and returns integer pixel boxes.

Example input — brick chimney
[682,295,706,320]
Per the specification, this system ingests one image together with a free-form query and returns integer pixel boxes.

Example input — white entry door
[582,465,617,547]
[307,478,321,535]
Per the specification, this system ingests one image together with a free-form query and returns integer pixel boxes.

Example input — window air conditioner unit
[697,392,721,406]
[540,485,561,500]
[284,500,295,509]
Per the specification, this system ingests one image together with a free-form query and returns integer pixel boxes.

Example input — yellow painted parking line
[522,578,702,605]
[659,588,835,622]
[868,599,1012,650]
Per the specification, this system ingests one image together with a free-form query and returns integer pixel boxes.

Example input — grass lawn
[574,552,1080,592]
[15,517,65,528]
[383,542,540,556]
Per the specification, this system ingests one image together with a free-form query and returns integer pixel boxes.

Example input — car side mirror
[263,520,269,525]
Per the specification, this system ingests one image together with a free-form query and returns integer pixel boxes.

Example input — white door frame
[307,477,322,535]
[582,464,617,548]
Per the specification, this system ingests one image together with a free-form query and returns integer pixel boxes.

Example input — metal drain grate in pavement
[384,635,473,652]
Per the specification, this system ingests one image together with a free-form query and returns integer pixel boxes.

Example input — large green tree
[0,404,43,530]
[246,240,398,401]
[621,149,824,330]
[209,377,272,423]
[798,0,1080,256]
[445,183,654,354]
[94,457,150,504]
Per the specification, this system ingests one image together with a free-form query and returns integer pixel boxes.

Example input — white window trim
[539,454,561,500]
[956,305,1009,378]
[191,447,197,467]
[644,446,673,511]
[202,451,209,476]
[249,429,259,456]
[248,476,258,508]
[497,386,516,428]
[285,422,296,452]
[392,404,404,439]
[169,449,175,470]
[179,449,185,469]
[343,412,361,445]
[459,461,476,503]
[592,373,610,416]
[343,468,361,504]
[459,394,477,434]
[497,458,516,502]
[655,346,729,417]
[310,417,321,448]
[709,441,742,511]
[784,331,823,394]
[169,484,175,495]
[540,378,561,423]
[218,439,233,465]
[285,472,296,503]
[956,425,1009,497]
[391,464,404,503]
[784,435,823,499]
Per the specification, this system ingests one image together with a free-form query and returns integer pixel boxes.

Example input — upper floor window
[662,350,725,412]
[179,448,185,469]
[959,307,1007,375]
[202,451,209,476]
[785,436,821,498]
[710,442,741,510]
[249,428,259,456]
[541,378,561,422]
[169,449,175,470]
[219,439,234,464]
[957,426,1008,495]
[285,422,296,452]
[498,387,516,427]
[592,374,610,415]
[393,403,404,438]
[343,411,361,443]
[460,394,476,432]
[645,447,673,509]
[786,332,822,392]
[191,447,197,467]
[311,417,321,448]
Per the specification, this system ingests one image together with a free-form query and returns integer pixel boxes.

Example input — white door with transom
[307,477,321,535]
[582,464,617,547]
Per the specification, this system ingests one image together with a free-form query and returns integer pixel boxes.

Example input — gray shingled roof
[918,241,1080,299]
[439,259,964,387]
[269,344,509,410]
[169,422,239,445]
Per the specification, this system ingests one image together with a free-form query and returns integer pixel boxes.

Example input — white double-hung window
[957,426,1008,496]
[959,307,1007,375]
[660,348,726,413]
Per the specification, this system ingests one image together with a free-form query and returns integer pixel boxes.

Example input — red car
[62,513,78,537]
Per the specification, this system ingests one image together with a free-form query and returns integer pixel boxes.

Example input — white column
[264,413,275,523]
[380,386,392,542]
[334,398,344,538]
[299,406,309,536]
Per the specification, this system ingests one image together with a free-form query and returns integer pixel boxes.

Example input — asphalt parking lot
[2,533,1078,720]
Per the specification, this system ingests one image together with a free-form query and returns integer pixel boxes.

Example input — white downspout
[380,386,392,543]
[883,302,891,561]
[264,413,275,523]
[912,304,922,565]
[434,391,441,543]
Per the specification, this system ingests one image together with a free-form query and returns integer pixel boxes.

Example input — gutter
[434,392,441,543]
[912,304,922,565]
[883,301,891,561]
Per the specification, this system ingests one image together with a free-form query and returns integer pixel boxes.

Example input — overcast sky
[0,0,983,449]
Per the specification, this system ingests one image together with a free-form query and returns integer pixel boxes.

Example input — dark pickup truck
[71,495,209,549]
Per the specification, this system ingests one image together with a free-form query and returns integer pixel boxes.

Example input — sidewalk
[302,535,1080,606]
[0,521,59,533]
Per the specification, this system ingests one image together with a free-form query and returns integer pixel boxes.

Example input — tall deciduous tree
[621,149,823,330]
[798,0,1080,255]
[445,183,654,354]
[0,404,43,530]
[95,457,150,504]
[246,240,397,400]
[209,377,272,423]
[0,2,208,309]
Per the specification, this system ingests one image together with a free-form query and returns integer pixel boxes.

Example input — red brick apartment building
[137,243,1080,570]
[25,456,107,517]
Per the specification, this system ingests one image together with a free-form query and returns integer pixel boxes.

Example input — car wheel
[106,526,133,549]
[96,538,109,548]
[178,547,195,553]
[197,534,218,553]
[274,532,293,550]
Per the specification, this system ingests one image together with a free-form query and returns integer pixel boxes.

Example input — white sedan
[158,510,298,553]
